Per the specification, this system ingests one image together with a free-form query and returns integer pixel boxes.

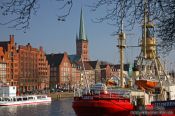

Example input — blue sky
[0,0,174,67]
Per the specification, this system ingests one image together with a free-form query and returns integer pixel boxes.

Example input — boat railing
[74,87,130,100]
[98,91,130,99]
[36,95,47,99]
[0,95,41,102]
[74,88,83,97]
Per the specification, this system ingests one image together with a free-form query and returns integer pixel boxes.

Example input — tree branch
[0,0,39,32]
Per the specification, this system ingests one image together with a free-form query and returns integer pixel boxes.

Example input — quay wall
[49,92,74,100]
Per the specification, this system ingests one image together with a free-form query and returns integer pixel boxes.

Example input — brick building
[0,35,50,93]
[77,61,95,87]
[37,47,50,90]
[88,60,101,83]
[18,43,50,93]
[110,64,133,77]
[71,62,81,89]
[0,35,19,88]
[100,64,111,83]
[46,52,72,90]
[0,47,6,84]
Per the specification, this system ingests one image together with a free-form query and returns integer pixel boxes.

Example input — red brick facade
[71,63,81,88]
[47,52,72,90]
[0,35,50,94]
[0,35,19,88]
[59,52,72,87]
[101,64,111,82]
[76,39,89,61]
[0,33,124,93]
[37,47,50,90]
[0,47,6,84]
[18,43,50,93]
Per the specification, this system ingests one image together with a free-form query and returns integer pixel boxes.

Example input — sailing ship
[72,1,175,116]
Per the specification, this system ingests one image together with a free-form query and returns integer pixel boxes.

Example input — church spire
[76,8,89,61]
[79,8,87,40]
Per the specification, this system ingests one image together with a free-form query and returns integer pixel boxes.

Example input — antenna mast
[135,0,169,100]
[117,2,126,88]
[143,0,147,59]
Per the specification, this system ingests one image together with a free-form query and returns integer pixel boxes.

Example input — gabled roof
[110,64,132,71]
[46,53,64,67]
[0,41,9,52]
[0,35,15,52]
[0,47,4,57]
[77,61,93,70]
[100,64,108,69]
[87,61,99,69]
[68,54,81,63]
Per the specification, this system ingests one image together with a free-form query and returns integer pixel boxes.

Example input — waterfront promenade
[49,92,74,100]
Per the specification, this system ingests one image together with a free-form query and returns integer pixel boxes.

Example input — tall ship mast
[117,19,126,88]
[134,0,171,101]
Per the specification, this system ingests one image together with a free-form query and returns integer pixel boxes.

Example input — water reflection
[0,98,75,116]
[0,106,17,116]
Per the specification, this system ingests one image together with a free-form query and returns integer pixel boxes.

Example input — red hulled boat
[72,83,155,116]
[73,91,133,116]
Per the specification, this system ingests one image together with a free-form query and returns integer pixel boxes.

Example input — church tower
[76,9,89,61]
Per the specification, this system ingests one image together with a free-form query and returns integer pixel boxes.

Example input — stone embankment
[49,92,74,100]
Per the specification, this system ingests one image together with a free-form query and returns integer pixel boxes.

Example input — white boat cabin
[0,95,48,102]
[0,86,16,97]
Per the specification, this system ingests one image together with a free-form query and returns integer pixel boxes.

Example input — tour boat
[0,95,51,106]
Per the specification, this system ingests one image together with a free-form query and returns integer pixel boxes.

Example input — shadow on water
[0,98,76,116]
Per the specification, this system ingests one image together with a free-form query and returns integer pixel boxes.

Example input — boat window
[17,98,22,101]
[37,96,41,99]
[28,97,34,100]
[13,98,16,101]
[23,97,27,101]
[1,98,4,101]
[4,98,10,101]
[41,96,46,98]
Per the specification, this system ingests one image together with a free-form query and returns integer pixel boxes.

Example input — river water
[0,98,76,116]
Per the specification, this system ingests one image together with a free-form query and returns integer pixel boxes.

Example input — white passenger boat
[0,85,51,106]
[0,95,51,106]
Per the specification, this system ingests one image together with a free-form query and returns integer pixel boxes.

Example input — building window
[10,52,13,57]
[63,72,66,76]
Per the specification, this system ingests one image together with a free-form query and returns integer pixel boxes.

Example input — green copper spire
[79,8,87,40]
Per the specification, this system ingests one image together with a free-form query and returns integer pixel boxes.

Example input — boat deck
[0,95,51,106]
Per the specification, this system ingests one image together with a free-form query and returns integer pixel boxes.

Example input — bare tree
[0,0,73,32]
[0,0,175,53]
[91,0,175,54]
[157,0,175,54]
